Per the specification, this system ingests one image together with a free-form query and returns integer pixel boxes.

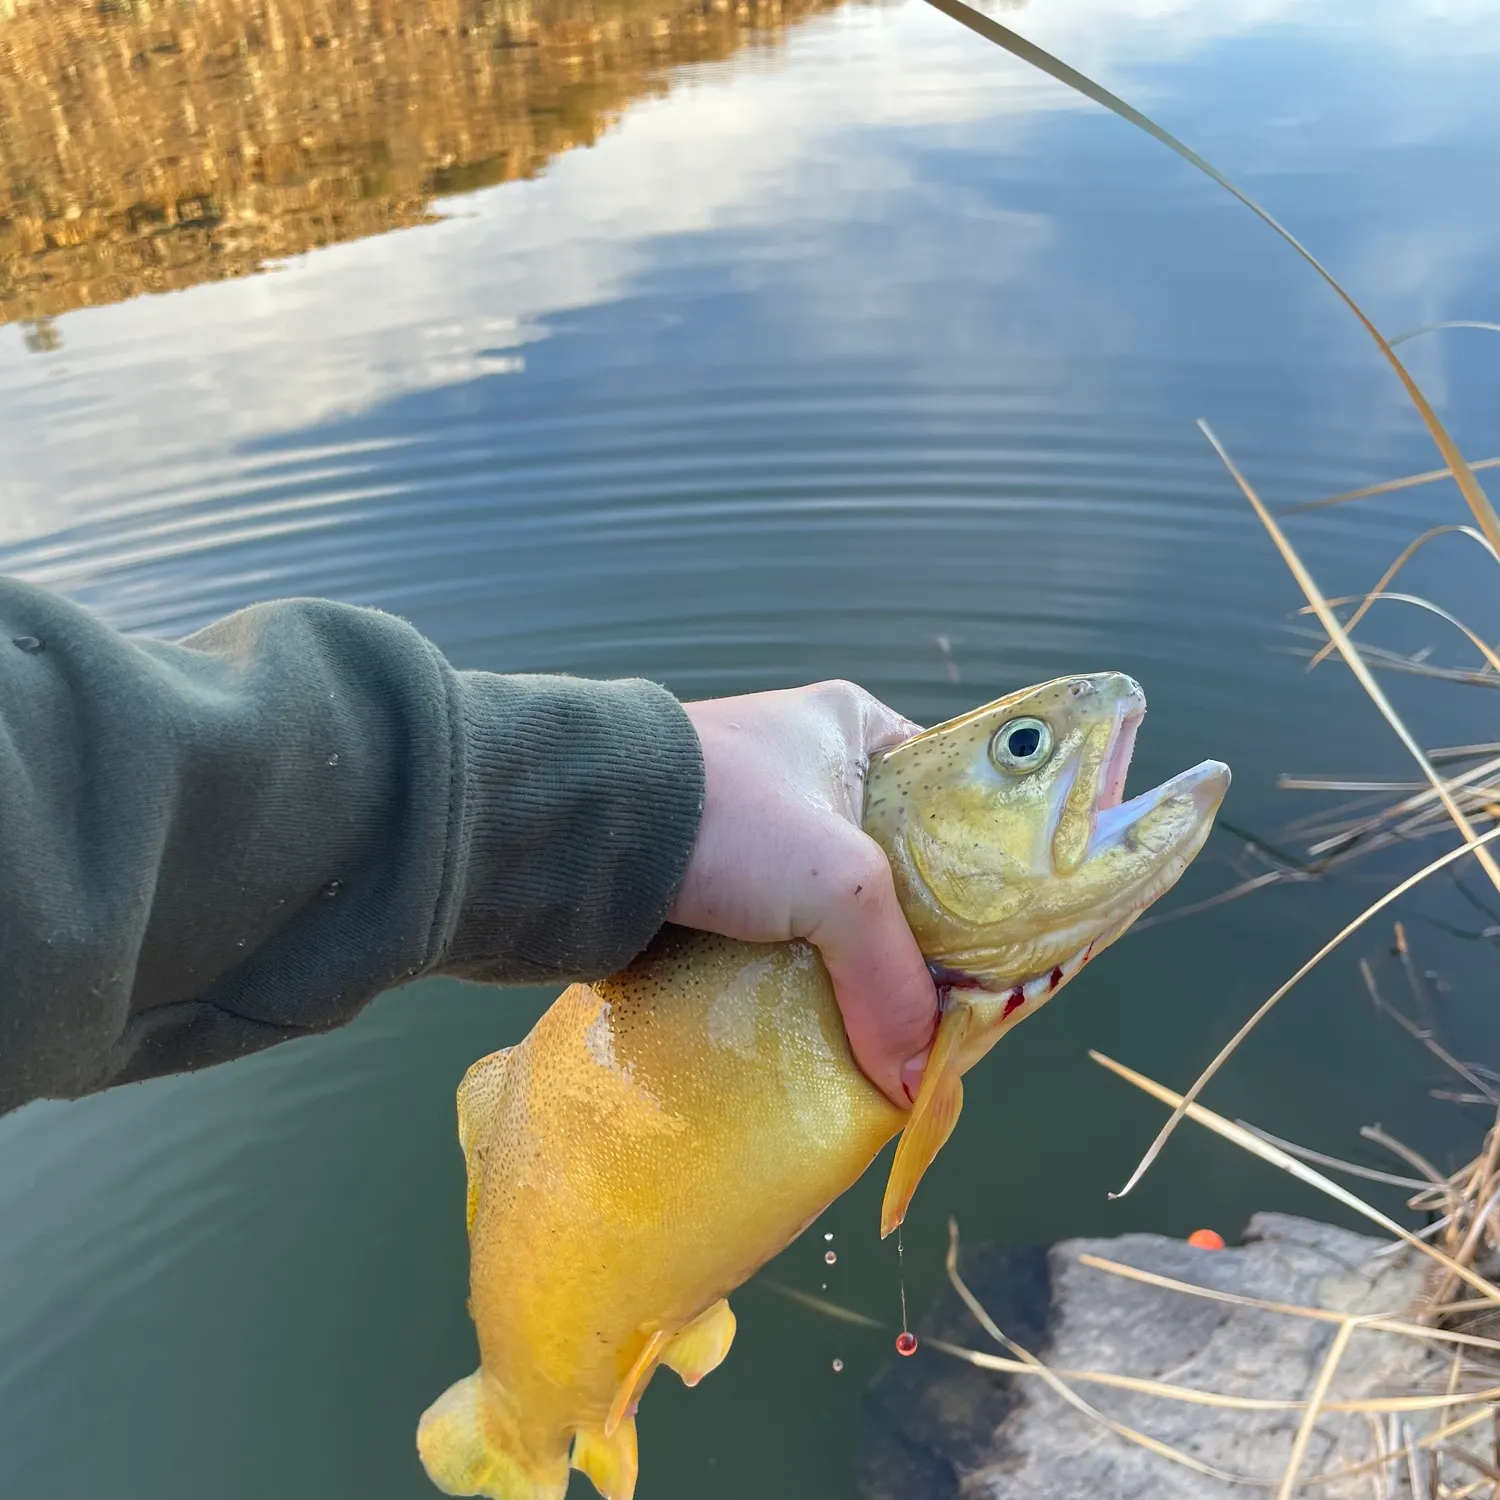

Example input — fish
[417,672,1229,1500]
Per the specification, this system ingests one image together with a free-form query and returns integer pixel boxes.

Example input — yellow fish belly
[419,926,903,1500]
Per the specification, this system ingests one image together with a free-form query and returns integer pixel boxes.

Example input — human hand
[669,681,938,1108]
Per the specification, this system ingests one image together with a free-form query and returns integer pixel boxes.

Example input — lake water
[3,0,1500,1495]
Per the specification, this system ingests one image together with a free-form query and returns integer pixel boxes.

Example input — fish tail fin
[572,1416,639,1500]
[417,1370,568,1500]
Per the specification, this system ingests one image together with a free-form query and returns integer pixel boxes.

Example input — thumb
[808,837,938,1109]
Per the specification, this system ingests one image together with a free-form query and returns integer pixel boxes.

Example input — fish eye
[991,717,1053,773]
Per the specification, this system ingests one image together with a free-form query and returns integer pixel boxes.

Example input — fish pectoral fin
[880,1002,972,1239]
[572,1417,639,1500]
[417,1369,568,1500]
[606,1329,668,1438]
[457,1046,515,1153]
[661,1299,736,1387]
[457,1047,515,1232]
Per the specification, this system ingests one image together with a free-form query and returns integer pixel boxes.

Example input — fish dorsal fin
[572,1416,639,1500]
[660,1299,736,1387]
[606,1329,668,1438]
[457,1046,514,1232]
[879,1002,971,1238]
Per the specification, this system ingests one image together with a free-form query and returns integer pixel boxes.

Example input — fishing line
[895,1226,918,1356]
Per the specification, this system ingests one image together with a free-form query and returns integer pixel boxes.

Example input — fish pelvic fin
[661,1298,736,1387]
[879,1002,971,1239]
[571,1416,639,1500]
[606,1329,667,1437]
[417,1370,567,1500]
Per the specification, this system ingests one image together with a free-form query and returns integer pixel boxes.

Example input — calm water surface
[3,1,1500,1495]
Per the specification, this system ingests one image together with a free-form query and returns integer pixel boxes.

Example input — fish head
[864,672,1228,1061]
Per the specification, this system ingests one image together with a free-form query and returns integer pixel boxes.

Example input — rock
[857,1213,1481,1499]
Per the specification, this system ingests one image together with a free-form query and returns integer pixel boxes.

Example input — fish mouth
[1086,685,1224,856]
[1088,757,1230,859]
[937,754,1230,1008]
[1097,699,1144,812]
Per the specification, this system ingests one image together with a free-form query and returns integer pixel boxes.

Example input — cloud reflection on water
[1,0,1498,557]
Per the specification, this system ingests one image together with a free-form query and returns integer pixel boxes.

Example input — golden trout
[418,673,1229,1500]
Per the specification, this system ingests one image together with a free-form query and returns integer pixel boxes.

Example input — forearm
[0,579,703,1113]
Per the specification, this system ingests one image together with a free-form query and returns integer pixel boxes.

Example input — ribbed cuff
[439,672,705,982]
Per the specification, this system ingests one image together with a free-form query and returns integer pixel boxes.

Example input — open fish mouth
[948,749,1228,1015]
[1088,757,1230,859]
[1097,697,1144,812]
[1085,684,1227,859]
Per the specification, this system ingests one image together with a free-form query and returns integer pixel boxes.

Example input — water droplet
[824,1250,837,1265]
[831,1359,843,1373]
[327,753,340,766]
[321,879,343,898]
[824,1232,834,1241]
[12,636,43,653]
[895,1332,918,1357]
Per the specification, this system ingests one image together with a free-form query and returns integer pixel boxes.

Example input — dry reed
[898,6,1500,1492]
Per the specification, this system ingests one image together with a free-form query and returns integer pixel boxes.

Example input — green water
[3,2,1500,1495]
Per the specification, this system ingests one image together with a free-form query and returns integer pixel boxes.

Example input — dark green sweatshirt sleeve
[0,578,705,1114]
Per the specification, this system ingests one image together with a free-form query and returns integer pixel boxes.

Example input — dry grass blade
[1427,1184,1500,1320]
[1390,322,1500,346]
[1090,1052,1500,1308]
[1430,745,1500,764]
[1077,1255,1500,1359]
[1233,1123,1433,1190]
[1198,420,1500,892]
[1280,779,1433,794]
[944,1220,1267,1487]
[1287,756,1500,862]
[757,1279,886,1329]
[917,0,1500,553]
[1306,593,1500,682]
[1302,1409,1496,1491]
[776,1278,1500,1414]
[927,1335,1500,1415]
[1109,824,1500,1199]
[1359,1126,1449,1189]
[1438,1444,1500,1484]
[926,1335,1302,1410]
[1285,636,1500,690]
[1278,1316,1364,1500]
[928,1336,1299,1410]
[1360,959,1499,1106]
[1132,870,1305,931]
[1306,523,1500,669]
[1280,458,1500,517]
[1401,1420,1425,1500]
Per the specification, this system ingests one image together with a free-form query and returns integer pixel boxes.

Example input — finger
[863,696,923,753]
[810,680,921,755]
[808,838,938,1108]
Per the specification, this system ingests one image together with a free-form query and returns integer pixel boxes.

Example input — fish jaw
[949,756,1227,1069]
[863,673,1229,1060]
